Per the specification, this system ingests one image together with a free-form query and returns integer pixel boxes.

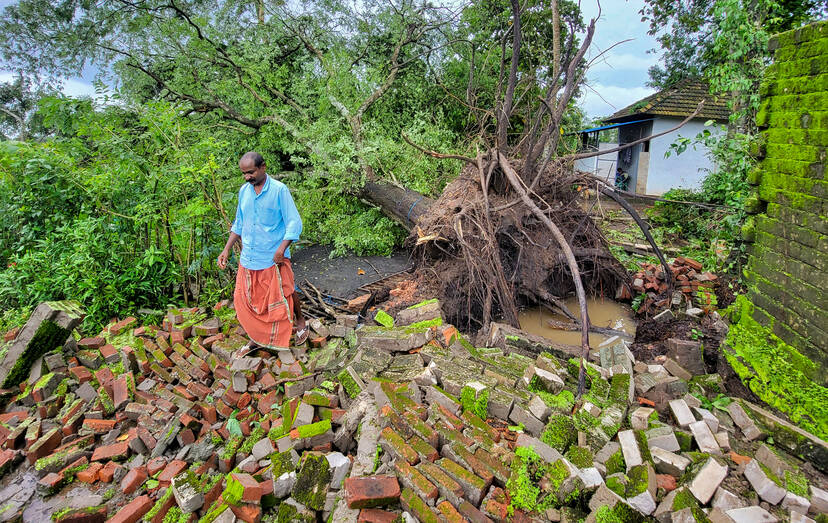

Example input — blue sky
[0,0,661,119]
[578,0,660,119]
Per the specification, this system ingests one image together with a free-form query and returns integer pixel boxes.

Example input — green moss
[296,419,331,438]
[724,295,828,439]
[408,298,438,309]
[460,385,488,420]
[672,488,709,522]
[102,487,116,502]
[605,475,627,497]
[221,475,245,506]
[785,469,809,497]
[220,435,243,460]
[405,317,443,332]
[374,309,394,328]
[292,453,331,510]
[34,372,55,391]
[541,416,577,453]
[565,446,594,468]
[594,503,643,523]
[162,507,189,523]
[533,389,575,412]
[239,427,267,454]
[608,374,631,405]
[197,500,229,523]
[145,487,174,521]
[634,430,652,464]
[605,450,625,475]
[506,447,548,515]
[336,368,362,398]
[675,430,693,452]
[625,464,650,497]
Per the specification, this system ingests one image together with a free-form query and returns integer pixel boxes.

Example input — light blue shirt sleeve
[230,189,243,235]
[279,184,303,241]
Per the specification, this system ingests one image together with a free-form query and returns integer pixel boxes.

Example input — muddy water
[518,297,636,347]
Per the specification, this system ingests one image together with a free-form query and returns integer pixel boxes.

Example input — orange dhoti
[234,260,295,349]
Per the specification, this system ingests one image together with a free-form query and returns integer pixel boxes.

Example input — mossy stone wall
[744,21,828,382]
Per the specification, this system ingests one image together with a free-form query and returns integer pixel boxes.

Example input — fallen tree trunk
[360,180,435,232]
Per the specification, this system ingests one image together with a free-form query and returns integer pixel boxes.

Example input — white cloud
[578,83,656,119]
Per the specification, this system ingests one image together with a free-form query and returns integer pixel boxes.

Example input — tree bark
[360,180,435,232]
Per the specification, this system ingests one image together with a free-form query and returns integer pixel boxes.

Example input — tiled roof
[605,79,730,122]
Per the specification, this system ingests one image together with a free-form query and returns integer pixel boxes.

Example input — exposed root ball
[407,157,628,332]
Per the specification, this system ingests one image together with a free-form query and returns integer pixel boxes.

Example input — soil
[291,244,412,298]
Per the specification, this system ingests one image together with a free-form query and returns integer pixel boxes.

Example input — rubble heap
[0,298,825,522]
[624,257,720,317]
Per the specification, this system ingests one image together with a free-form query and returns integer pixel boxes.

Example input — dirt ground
[291,244,412,299]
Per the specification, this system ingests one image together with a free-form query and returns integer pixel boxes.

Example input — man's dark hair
[241,151,265,167]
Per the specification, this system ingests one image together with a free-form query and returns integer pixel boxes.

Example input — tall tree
[641,0,823,90]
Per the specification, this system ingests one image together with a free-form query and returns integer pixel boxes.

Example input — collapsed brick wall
[743,20,828,378]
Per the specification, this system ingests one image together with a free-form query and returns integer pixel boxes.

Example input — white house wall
[645,118,722,195]
[574,142,619,182]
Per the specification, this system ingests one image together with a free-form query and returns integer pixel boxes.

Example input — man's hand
[218,250,230,270]
[273,249,287,265]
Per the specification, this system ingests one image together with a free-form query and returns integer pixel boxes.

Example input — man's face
[239,158,266,187]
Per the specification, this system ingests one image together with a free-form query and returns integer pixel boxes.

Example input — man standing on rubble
[217,151,309,352]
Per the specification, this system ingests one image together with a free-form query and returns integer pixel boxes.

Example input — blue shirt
[231,176,303,270]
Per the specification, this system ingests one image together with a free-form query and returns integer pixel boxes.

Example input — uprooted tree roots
[407,154,629,334]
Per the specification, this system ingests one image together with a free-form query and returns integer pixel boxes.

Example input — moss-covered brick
[291,452,331,511]
[541,416,577,453]
[605,449,626,475]
[296,419,331,439]
[380,427,419,465]
[400,487,441,523]
[565,446,594,469]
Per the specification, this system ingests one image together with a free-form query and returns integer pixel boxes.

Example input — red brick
[38,472,64,490]
[345,475,401,509]
[92,439,129,463]
[78,337,105,349]
[229,503,262,523]
[77,462,102,483]
[99,344,118,362]
[258,373,276,391]
[112,374,130,409]
[146,457,167,477]
[94,367,114,388]
[200,404,218,425]
[98,461,122,483]
[83,418,117,434]
[157,459,187,486]
[330,409,346,425]
[170,330,185,346]
[656,474,677,491]
[69,366,93,383]
[186,382,211,399]
[177,429,195,446]
[136,426,157,451]
[108,494,153,523]
[238,393,252,410]
[231,473,263,503]
[121,465,148,494]
[358,509,400,523]
[60,456,89,477]
[3,327,19,343]
[26,428,62,464]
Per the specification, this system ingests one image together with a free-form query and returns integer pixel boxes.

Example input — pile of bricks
[622,257,718,317]
[0,297,825,522]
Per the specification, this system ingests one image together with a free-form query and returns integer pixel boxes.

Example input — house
[575,80,730,195]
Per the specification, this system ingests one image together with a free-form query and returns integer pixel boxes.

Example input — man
[218,152,308,352]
